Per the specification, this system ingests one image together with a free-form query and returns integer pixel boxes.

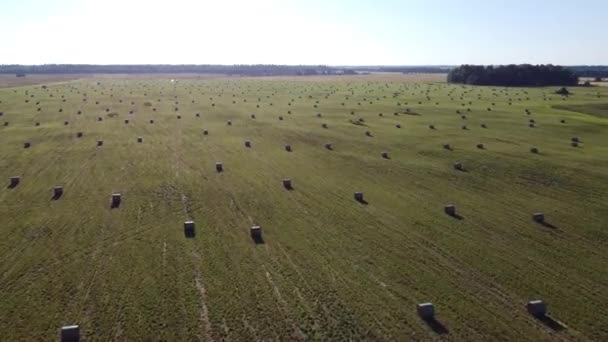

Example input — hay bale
[35,122,40,126]
[322,123,328,128]
[24,142,31,148]
[97,140,103,146]
[150,119,154,124]
[76,132,83,138]
[417,303,435,320]
[250,225,262,239]
[251,114,256,119]
[285,144,292,152]
[111,193,121,207]
[442,144,451,150]
[381,152,389,159]
[354,192,364,202]
[476,143,484,149]
[3,121,8,126]
[560,119,566,124]
[453,162,463,171]
[444,204,456,216]
[365,131,372,137]
[527,300,547,317]
[530,147,539,154]
[53,186,64,198]
[533,212,544,223]
[481,123,487,128]
[196,113,200,117]
[283,178,293,189]
[227,120,232,126]
[98,117,103,121]
[462,125,468,130]
[245,140,251,148]
[9,176,20,187]
[571,142,578,147]
[64,121,69,125]
[278,116,283,120]
[429,124,435,130]
[396,124,401,128]
[324,143,333,150]
[137,137,143,143]
[184,221,195,237]
[60,325,80,342]
[571,137,580,143]
[215,162,224,172]
[177,115,181,119]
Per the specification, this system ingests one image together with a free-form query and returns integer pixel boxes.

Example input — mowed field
[0,74,607,341]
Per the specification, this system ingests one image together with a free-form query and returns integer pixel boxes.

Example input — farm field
[0,74,607,341]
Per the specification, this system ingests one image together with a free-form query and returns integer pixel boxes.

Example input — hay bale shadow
[110,202,121,209]
[423,317,449,335]
[51,193,62,200]
[534,314,566,331]
[252,235,265,244]
[184,229,196,239]
[540,221,558,229]
[356,198,369,205]
[449,213,464,220]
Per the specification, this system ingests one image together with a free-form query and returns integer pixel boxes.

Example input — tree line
[0,64,357,76]
[447,64,578,86]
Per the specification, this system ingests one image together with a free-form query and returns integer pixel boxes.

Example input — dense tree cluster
[447,64,578,86]
[0,64,356,76]
[568,66,608,78]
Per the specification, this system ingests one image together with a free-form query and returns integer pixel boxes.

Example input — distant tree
[555,87,571,95]
[595,76,603,82]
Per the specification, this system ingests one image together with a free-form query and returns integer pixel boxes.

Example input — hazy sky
[1,0,606,65]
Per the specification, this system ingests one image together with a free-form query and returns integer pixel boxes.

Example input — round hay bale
[24,142,31,148]
[324,143,333,150]
[476,143,484,149]
[227,120,232,126]
[354,192,364,202]
[444,204,456,216]
[9,176,20,188]
[429,124,435,130]
[453,162,463,171]
[215,162,224,172]
[137,137,143,143]
[150,120,154,124]
[396,124,401,128]
[76,132,83,138]
[203,129,208,135]
[417,303,435,320]
[97,140,103,146]
[532,212,544,223]
[530,147,539,154]
[285,144,292,152]
[283,178,293,190]
[381,151,389,159]
[245,140,251,148]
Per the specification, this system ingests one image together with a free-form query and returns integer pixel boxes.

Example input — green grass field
[1,74,607,341]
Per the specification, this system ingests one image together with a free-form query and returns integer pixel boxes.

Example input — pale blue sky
[0,0,606,65]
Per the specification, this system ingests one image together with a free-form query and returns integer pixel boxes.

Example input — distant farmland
[0,74,607,341]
